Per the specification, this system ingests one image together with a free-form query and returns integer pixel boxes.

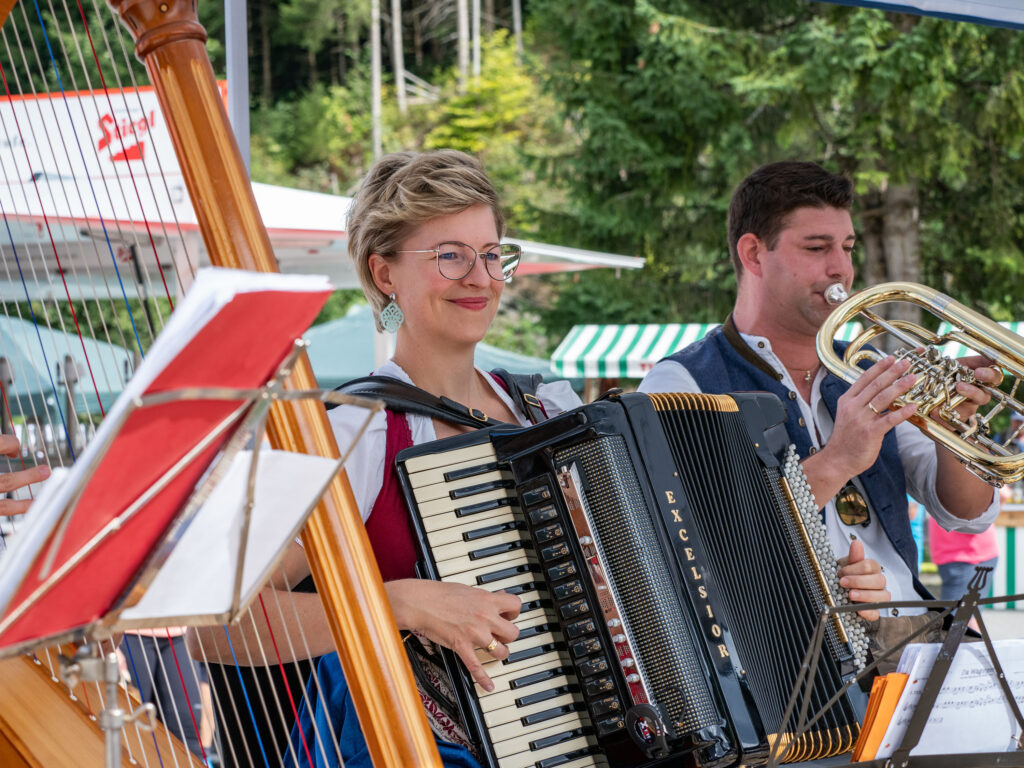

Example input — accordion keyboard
[403,441,607,768]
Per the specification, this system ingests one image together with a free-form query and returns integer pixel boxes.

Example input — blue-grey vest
[663,324,924,587]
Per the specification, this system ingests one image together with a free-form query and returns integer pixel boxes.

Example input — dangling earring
[380,292,405,333]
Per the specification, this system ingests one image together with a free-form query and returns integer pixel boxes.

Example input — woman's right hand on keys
[386,579,522,691]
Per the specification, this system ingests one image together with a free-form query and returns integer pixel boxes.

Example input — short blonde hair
[347,150,505,330]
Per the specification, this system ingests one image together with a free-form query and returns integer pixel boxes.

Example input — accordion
[396,392,869,768]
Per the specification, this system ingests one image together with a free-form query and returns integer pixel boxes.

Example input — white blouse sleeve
[537,379,583,415]
[327,404,388,523]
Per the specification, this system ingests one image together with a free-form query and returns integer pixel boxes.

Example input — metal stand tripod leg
[60,644,156,768]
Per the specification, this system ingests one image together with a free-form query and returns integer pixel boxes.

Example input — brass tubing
[106,2,441,764]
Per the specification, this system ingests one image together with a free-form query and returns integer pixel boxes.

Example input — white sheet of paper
[876,638,1024,758]
[117,448,338,624]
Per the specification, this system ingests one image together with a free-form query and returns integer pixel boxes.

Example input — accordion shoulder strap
[334,370,549,427]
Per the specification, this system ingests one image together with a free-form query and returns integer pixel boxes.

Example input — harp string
[65,0,176,310]
[256,591,315,766]
[20,0,148,362]
[223,623,276,768]
[275,562,343,765]
[0,64,81,462]
[12,0,130,405]
[0,0,347,763]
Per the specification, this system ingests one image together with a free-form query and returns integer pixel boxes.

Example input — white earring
[380,293,404,333]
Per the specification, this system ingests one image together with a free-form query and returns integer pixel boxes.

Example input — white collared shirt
[639,331,999,613]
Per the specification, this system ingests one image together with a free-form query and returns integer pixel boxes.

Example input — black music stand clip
[770,568,1024,768]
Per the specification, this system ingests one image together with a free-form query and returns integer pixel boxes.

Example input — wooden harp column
[104,1,443,765]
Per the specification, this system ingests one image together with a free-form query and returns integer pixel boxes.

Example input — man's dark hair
[727,161,853,277]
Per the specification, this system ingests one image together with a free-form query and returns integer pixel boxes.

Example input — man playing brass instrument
[639,160,1000,618]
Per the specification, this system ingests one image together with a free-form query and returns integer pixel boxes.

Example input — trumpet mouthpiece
[824,283,848,306]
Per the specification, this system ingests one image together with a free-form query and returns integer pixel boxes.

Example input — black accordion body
[396,392,868,768]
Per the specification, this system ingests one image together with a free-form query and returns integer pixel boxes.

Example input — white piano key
[483,690,581,729]
[488,710,589,751]
[406,454,503,490]
[411,468,514,504]
[416,486,516,520]
[499,734,596,768]
[403,441,497,474]
[431,528,528,564]
[424,509,519,546]
[435,545,534,579]
[479,671,574,713]
[492,721,589,759]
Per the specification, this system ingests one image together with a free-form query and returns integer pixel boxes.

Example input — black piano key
[509,666,572,690]
[444,461,500,482]
[449,478,513,499]
[516,684,576,708]
[536,747,602,768]
[516,623,555,641]
[476,563,536,585]
[499,581,543,596]
[520,598,551,614]
[469,540,526,561]
[529,727,589,751]
[455,496,514,518]
[505,642,561,665]
[521,702,584,726]
[462,520,521,542]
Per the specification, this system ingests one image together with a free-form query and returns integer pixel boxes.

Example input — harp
[0,0,441,765]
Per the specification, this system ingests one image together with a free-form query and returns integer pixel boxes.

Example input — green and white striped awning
[551,322,864,379]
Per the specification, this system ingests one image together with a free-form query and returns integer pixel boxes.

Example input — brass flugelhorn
[817,281,1024,486]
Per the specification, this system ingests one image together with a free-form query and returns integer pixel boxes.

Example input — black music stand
[0,268,380,768]
[770,569,1024,768]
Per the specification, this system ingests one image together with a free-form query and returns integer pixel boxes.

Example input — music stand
[769,570,1024,768]
[0,268,381,767]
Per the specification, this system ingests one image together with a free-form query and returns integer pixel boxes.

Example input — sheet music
[876,638,1024,758]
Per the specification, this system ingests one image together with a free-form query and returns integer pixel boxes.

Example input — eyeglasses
[835,482,870,527]
[395,241,522,281]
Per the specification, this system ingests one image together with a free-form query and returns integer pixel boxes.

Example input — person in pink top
[927,514,999,601]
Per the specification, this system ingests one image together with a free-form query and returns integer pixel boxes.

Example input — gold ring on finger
[868,402,880,415]
[485,638,498,653]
